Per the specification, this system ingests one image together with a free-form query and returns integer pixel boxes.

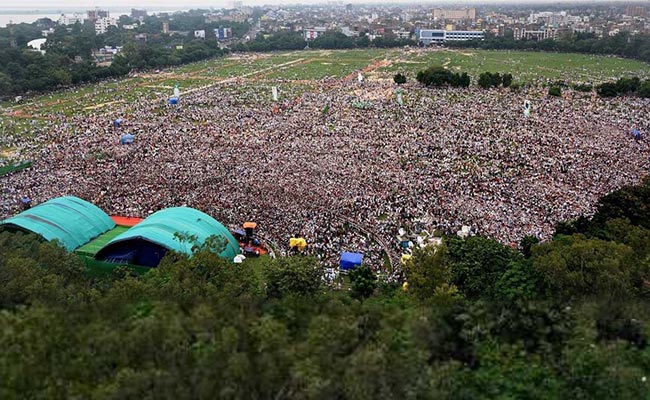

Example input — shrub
[548,86,562,97]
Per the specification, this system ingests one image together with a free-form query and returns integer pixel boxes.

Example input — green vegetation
[3,178,650,397]
[416,66,470,87]
[393,72,406,84]
[548,86,562,97]
[477,72,513,89]
[450,31,650,63]
[596,76,650,98]
[0,161,31,176]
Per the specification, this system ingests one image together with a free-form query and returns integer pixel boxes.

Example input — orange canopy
[243,222,257,229]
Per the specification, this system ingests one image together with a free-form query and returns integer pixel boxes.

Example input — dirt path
[83,100,124,111]
[344,59,392,81]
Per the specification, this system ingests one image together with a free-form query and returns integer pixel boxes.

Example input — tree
[416,66,466,88]
[446,236,520,299]
[519,235,539,258]
[636,80,650,98]
[533,235,639,299]
[393,73,406,84]
[596,82,619,97]
[265,257,324,298]
[548,86,562,97]
[349,265,377,299]
[502,73,513,88]
[402,244,451,301]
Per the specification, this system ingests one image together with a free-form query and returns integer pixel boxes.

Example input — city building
[417,29,484,44]
[95,17,118,34]
[58,13,84,26]
[215,27,232,40]
[131,9,148,19]
[304,27,327,40]
[432,8,476,21]
[87,9,109,21]
[626,6,646,17]
[194,29,206,39]
[513,28,558,41]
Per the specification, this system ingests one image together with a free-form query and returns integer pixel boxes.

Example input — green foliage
[478,72,503,89]
[416,66,469,88]
[494,259,545,301]
[595,77,649,98]
[264,256,324,298]
[4,178,650,396]
[349,265,378,299]
[637,80,650,98]
[448,31,650,64]
[572,83,593,92]
[0,15,230,98]
[533,235,640,299]
[502,73,513,88]
[519,235,540,258]
[402,244,451,301]
[393,72,407,84]
[548,86,562,97]
[446,236,521,299]
[591,176,650,230]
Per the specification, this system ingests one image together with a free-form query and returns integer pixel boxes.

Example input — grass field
[0,47,648,148]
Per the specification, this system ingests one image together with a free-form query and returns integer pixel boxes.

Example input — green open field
[0,47,648,152]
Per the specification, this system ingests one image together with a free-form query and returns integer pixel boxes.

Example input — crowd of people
[2,74,650,270]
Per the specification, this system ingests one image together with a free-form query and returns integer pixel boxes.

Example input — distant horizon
[1,0,650,11]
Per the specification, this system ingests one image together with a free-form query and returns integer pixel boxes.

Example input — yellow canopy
[289,237,307,251]
[400,254,412,264]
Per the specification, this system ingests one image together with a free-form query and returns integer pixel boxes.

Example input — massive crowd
[2,77,650,269]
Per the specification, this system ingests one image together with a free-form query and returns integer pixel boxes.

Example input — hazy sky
[2,0,646,10]
[1,1,227,10]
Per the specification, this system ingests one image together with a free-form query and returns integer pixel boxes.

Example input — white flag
[272,86,278,101]
[357,72,363,83]
[523,100,531,117]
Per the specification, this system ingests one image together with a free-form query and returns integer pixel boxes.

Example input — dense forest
[2,177,650,398]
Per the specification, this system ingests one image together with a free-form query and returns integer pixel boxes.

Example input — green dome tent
[95,207,240,267]
[0,196,115,251]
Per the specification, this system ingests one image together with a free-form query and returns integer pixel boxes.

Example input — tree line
[231,30,414,52]
[2,176,650,398]
[449,31,650,63]
[410,66,650,100]
[0,13,248,98]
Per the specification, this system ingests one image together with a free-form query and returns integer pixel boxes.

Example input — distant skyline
[1,0,649,10]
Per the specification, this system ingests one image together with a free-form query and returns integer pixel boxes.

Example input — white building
[341,26,360,37]
[27,38,47,54]
[394,29,412,40]
[194,29,206,39]
[58,13,84,26]
[514,28,558,41]
[417,29,484,45]
[95,17,118,34]
[304,27,326,41]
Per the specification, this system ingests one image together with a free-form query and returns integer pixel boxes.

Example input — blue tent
[120,133,135,145]
[231,228,246,238]
[340,252,363,270]
[113,118,123,128]
[168,97,179,105]
[632,129,642,140]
